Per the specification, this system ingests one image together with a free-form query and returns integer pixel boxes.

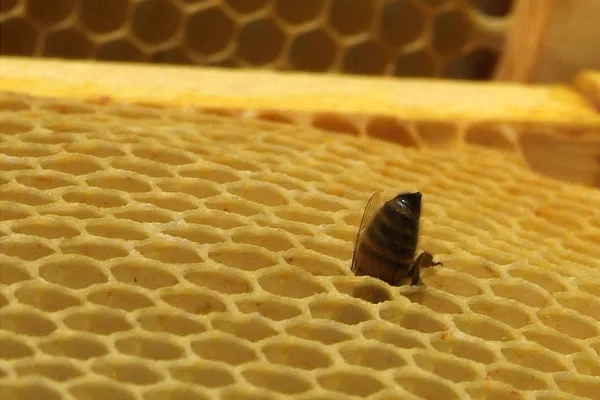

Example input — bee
[351,191,441,286]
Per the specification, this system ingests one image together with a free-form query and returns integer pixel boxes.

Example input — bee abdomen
[367,210,418,258]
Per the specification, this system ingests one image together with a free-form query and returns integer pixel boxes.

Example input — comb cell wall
[1,91,600,400]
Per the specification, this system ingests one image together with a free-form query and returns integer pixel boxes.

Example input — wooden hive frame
[1,56,599,187]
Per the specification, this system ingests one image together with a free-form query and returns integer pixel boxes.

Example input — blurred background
[2,0,598,84]
[2,0,599,83]
[0,0,525,81]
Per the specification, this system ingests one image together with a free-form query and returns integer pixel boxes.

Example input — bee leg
[408,252,439,286]
[409,263,421,286]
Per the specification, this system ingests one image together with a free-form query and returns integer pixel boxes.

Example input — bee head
[396,191,422,214]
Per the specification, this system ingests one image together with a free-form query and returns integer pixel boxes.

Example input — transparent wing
[351,192,382,274]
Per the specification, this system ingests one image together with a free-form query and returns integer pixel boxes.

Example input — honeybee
[351,191,441,286]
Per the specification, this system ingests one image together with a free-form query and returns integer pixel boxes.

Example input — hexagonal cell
[236,295,302,321]
[1,237,54,261]
[468,0,514,17]
[169,362,234,388]
[554,374,600,400]
[242,365,313,395]
[404,289,464,314]
[394,50,437,77]
[468,297,532,328]
[132,0,181,45]
[227,181,289,206]
[537,308,598,339]
[445,48,499,80]
[501,344,568,373]
[258,270,326,299]
[262,340,332,370]
[0,334,36,359]
[11,218,81,239]
[15,360,84,382]
[191,335,257,365]
[508,265,569,293]
[465,382,526,400]
[309,297,372,325]
[290,29,337,71]
[275,0,324,25]
[161,290,228,315]
[365,116,417,146]
[185,269,252,295]
[380,0,425,47]
[0,382,62,400]
[64,309,133,335]
[40,336,109,359]
[87,220,149,241]
[573,354,600,377]
[413,351,479,383]
[317,369,385,397]
[116,335,185,360]
[88,287,154,311]
[329,0,374,36]
[431,336,497,364]
[486,365,549,391]
[398,373,465,398]
[286,320,354,344]
[231,227,295,252]
[0,118,35,136]
[209,244,277,271]
[555,292,600,321]
[136,241,203,264]
[79,0,128,34]
[137,311,207,336]
[361,321,426,350]
[342,40,389,75]
[311,113,360,135]
[16,172,78,190]
[379,303,449,333]
[0,310,57,336]
[0,17,38,55]
[225,0,269,14]
[238,19,285,65]
[43,28,95,58]
[41,154,104,175]
[339,342,406,370]
[97,39,145,62]
[453,314,515,341]
[186,7,235,55]
[0,259,31,284]
[26,0,74,26]
[211,314,278,342]
[61,238,130,261]
[433,8,472,54]
[464,123,517,151]
[92,360,165,385]
[69,381,137,400]
[415,120,458,148]
[490,280,550,307]
[14,283,81,312]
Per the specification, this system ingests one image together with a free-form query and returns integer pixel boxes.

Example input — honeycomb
[1,90,600,400]
[0,0,513,79]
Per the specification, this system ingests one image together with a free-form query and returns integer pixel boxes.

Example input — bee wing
[351,192,382,274]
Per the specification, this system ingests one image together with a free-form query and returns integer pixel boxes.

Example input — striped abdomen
[355,193,421,284]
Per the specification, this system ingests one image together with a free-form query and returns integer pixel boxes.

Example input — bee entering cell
[350,192,442,286]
